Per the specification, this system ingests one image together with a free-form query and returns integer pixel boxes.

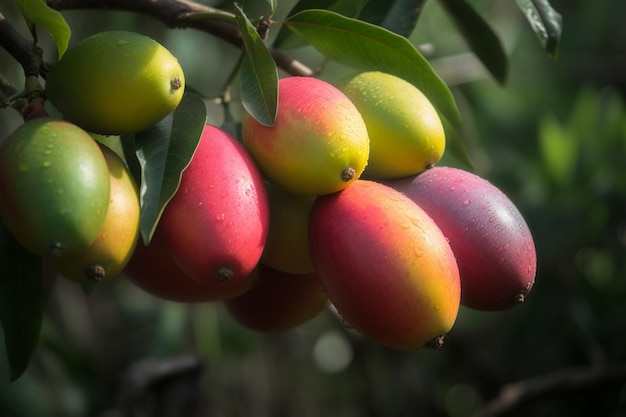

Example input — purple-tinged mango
[385,167,537,311]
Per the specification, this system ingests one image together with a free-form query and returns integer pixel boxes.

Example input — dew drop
[409,217,421,227]
[215,212,225,221]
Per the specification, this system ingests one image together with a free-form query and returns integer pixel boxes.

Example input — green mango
[338,71,446,179]
[0,118,110,257]
[45,31,185,135]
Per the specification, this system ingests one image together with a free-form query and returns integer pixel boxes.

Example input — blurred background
[1,0,625,416]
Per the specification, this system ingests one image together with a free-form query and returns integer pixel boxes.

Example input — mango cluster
[0,26,536,349]
[0,31,186,284]
[124,74,537,351]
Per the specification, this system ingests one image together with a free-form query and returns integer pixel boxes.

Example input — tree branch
[0,12,43,77]
[0,12,45,113]
[477,363,626,417]
[45,0,313,76]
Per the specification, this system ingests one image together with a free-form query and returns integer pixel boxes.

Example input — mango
[260,182,315,274]
[225,264,329,332]
[46,31,185,135]
[0,118,110,257]
[309,180,460,350]
[385,167,537,311]
[157,124,270,292]
[48,145,140,284]
[124,235,253,302]
[339,71,445,179]
[242,76,370,196]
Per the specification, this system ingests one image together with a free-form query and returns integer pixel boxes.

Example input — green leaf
[13,0,71,59]
[438,0,508,85]
[515,0,562,60]
[273,0,367,49]
[266,0,278,14]
[0,234,43,381]
[284,9,467,164]
[133,92,207,245]
[234,3,279,127]
[358,0,426,37]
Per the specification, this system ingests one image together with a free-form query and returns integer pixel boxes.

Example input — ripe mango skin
[242,76,370,196]
[46,31,185,135]
[157,124,270,292]
[385,167,537,311]
[124,235,253,303]
[339,71,445,179]
[48,145,140,284]
[225,264,329,332]
[309,180,460,350]
[0,118,110,257]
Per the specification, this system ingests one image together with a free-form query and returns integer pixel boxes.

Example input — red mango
[309,180,460,350]
[157,124,270,291]
[124,234,253,302]
[225,264,329,332]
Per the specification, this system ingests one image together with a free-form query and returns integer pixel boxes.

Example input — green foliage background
[0,0,625,416]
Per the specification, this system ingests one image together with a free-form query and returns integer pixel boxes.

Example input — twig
[45,0,313,76]
[0,12,45,113]
[477,363,626,417]
[0,12,43,77]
